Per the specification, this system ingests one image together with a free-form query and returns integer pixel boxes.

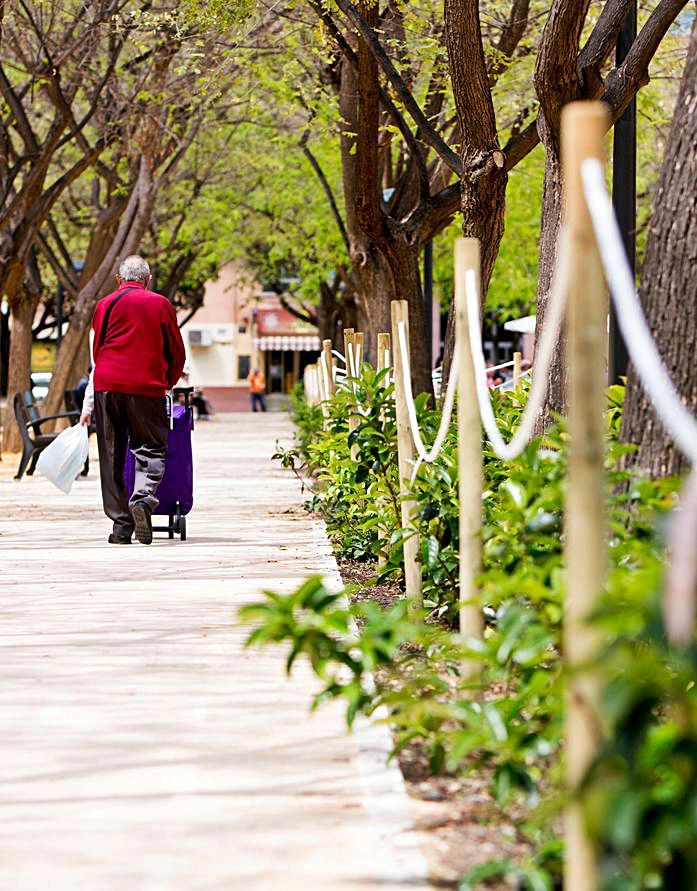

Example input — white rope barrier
[464,229,571,461]
[492,369,531,390]
[486,359,516,374]
[346,340,371,419]
[396,321,459,471]
[347,342,358,378]
[581,158,697,466]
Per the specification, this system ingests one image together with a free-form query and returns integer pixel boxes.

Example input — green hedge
[244,373,697,890]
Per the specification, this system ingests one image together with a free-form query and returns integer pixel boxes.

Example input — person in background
[75,366,91,408]
[486,364,504,389]
[248,367,266,412]
[176,367,213,420]
[80,255,186,545]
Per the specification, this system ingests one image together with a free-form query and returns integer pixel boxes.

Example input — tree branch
[502,119,540,170]
[602,0,689,117]
[503,0,686,171]
[299,129,351,255]
[332,0,463,176]
[578,0,634,94]
[489,0,530,84]
[306,0,433,196]
[279,293,317,326]
[34,230,78,297]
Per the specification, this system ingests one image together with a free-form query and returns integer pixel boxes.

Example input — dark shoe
[131,501,153,545]
[108,533,131,545]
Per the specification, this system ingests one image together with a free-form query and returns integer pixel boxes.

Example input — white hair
[119,255,150,283]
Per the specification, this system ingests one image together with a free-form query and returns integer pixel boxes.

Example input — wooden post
[343,328,359,461]
[377,332,391,378]
[315,361,324,403]
[322,339,335,398]
[513,351,522,392]
[354,332,365,370]
[350,333,365,462]
[312,364,321,406]
[454,239,484,648]
[317,351,330,424]
[562,100,609,891]
[390,301,422,610]
[376,332,391,566]
[343,328,355,376]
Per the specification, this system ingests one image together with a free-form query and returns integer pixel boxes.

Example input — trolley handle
[171,385,194,426]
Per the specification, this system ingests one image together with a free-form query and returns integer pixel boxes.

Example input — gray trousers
[94,391,168,536]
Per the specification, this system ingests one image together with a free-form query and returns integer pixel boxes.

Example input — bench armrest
[29,410,80,431]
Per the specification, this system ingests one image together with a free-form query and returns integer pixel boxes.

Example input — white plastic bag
[36,424,89,494]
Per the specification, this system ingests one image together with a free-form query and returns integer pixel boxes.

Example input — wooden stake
[350,333,366,461]
[513,351,522,392]
[377,332,391,378]
[376,332,391,567]
[344,328,359,461]
[322,339,335,398]
[454,239,484,649]
[315,361,324,403]
[354,332,365,370]
[390,301,422,611]
[316,352,330,424]
[563,100,609,891]
[305,363,315,405]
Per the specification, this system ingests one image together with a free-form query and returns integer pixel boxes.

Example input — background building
[180,263,319,410]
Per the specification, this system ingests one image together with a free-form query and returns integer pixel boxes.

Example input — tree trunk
[392,243,432,396]
[532,149,566,424]
[0,303,9,398]
[620,21,697,477]
[530,1,593,430]
[337,23,432,394]
[350,249,394,363]
[1,293,39,453]
[338,55,395,365]
[442,0,508,380]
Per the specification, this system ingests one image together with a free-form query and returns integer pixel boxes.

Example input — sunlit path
[0,414,428,890]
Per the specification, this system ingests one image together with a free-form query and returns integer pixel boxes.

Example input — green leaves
[278,379,696,888]
[240,575,419,726]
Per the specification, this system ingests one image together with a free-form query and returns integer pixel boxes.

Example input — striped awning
[253,335,321,351]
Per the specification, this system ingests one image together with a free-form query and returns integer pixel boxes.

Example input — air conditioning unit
[188,328,213,347]
[214,327,233,344]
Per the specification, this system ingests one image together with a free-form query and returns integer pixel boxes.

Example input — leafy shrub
[264,372,693,889]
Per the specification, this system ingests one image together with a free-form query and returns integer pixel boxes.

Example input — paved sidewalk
[0,414,428,890]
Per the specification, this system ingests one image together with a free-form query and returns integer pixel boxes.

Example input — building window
[238,355,251,380]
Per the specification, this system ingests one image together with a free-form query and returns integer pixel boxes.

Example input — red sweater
[92,282,186,397]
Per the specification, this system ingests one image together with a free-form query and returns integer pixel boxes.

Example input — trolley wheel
[180,515,187,541]
[173,502,183,539]
[168,514,175,539]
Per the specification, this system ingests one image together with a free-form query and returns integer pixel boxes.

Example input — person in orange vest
[248,367,267,412]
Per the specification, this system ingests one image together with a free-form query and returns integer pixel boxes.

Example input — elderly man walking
[80,256,186,545]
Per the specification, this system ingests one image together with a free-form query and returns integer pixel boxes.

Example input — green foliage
[255,376,697,888]
[586,583,697,889]
[280,366,401,562]
[459,837,563,891]
[240,575,418,725]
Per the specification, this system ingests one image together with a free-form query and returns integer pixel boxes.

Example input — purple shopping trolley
[123,388,194,540]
